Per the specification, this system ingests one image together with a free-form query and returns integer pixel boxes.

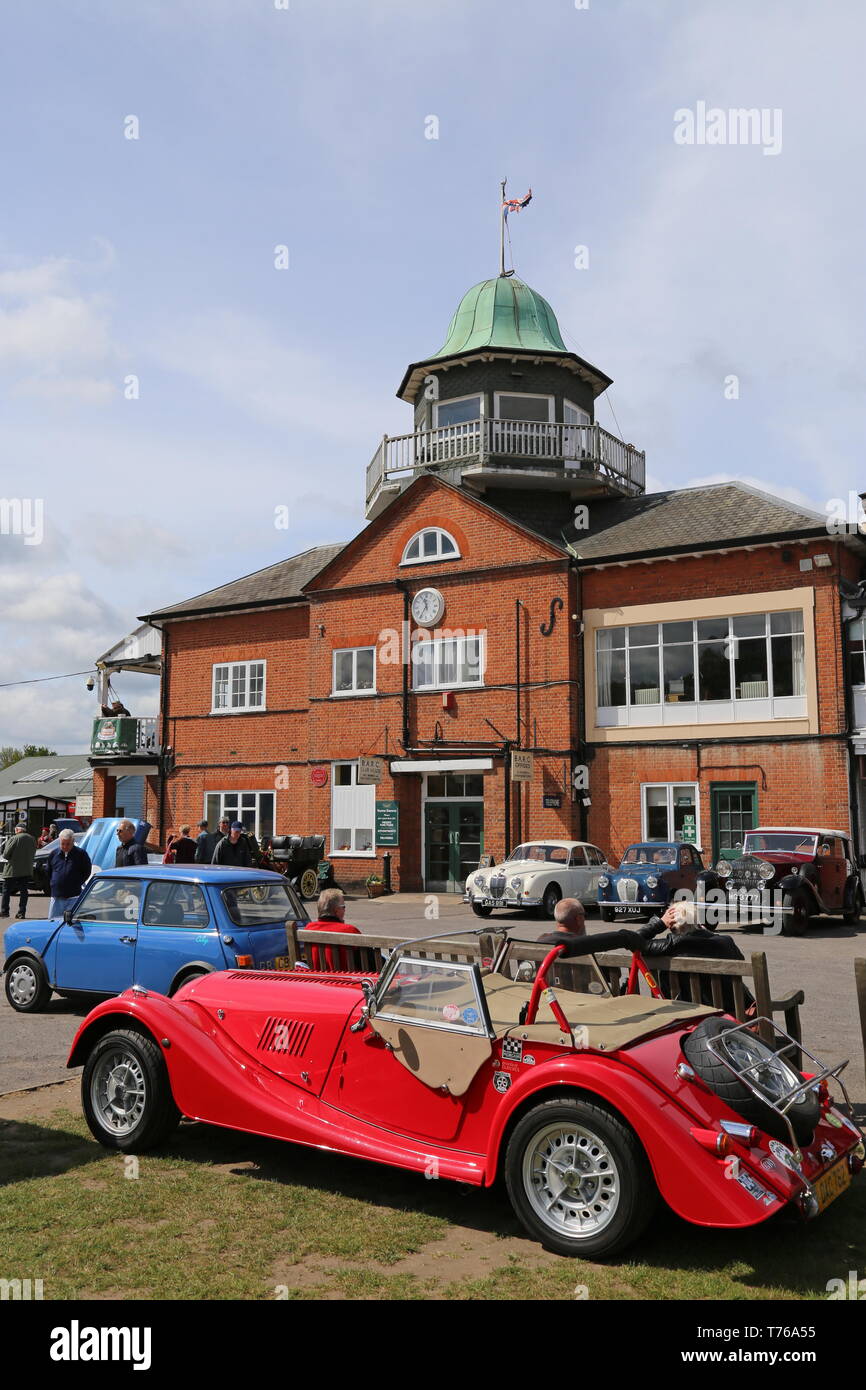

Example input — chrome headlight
[598,874,610,888]
[645,875,659,889]
[757,860,775,881]
[510,876,524,890]
[716,860,732,878]
[473,874,485,888]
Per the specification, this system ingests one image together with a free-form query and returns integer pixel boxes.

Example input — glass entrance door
[711,783,757,863]
[424,802,484,892]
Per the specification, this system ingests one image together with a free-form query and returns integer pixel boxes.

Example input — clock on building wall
[411,587,445,626]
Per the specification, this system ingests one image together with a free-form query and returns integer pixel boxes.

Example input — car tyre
[299,868,319,901]
[541,884,562,920]
[169,969,208,996]
[682,1016,820,1145]
[82,1027,181,1153]
[505,1097,656,1258]
[471,902,493,918]
[843,883,864,925]
[781,891,811,937]
[4,955,51,1012]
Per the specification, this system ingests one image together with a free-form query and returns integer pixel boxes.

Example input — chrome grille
[616,878,639,903]
[489,875,507,896]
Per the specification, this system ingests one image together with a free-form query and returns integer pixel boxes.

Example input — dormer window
[401,528,460,565]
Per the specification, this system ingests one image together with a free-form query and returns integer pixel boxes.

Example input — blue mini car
[2,866,309,1012]
[597,841,718,922]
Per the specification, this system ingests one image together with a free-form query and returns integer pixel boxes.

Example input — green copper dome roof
[432,275,568,358]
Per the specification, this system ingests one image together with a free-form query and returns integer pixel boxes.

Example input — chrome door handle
[119,936,136,945]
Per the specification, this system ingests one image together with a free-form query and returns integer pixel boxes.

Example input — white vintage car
[464,840,609,920]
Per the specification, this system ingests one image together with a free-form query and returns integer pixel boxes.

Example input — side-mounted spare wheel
[504,1097,657,1258]
[682,1016,820,1146]
[81,1027,181,1153]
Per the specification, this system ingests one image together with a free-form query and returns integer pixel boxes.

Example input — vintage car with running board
[715,827,865,935]
[66,927,864,1257]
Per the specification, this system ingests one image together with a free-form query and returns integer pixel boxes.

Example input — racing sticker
[442,1004,460,1022]
[501,1037,523,1063]
[462,1007,479,1026]
[493,1072,511,1094]
[523,1054,536,1066]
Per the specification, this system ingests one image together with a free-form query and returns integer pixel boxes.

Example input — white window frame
[564,398,591,426]
[330,761,376,858]
[400,528,461,566]
[411,632,486,691]
[640,782,701,848]
[432,393,483,428]
[203,790,275,841]
[493,391,555,422]
[850,618,866,687]
[211,659,267,714]
[332,646,376,697]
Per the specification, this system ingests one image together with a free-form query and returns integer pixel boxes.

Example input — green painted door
[711,783,758,863]
[424,802,484,892]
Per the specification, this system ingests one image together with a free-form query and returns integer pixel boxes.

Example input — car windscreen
[220,882,305,926]
[743,833,817,855]
[506,844,569,864]
[621,846,676,865]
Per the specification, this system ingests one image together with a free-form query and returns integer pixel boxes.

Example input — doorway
[710,782,758,863]
[424,802,484,892]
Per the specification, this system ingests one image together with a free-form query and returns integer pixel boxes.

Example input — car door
[134,879,224,992]
[583,845,607,902]
[54,875,144,993]
[325,957,492,1143]
[567,846,591,903]
[817,837,846,912]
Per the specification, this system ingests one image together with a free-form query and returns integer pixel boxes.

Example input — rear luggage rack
[706,1017,862,1155]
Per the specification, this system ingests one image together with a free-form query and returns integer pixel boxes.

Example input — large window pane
[497,394,551,421]
[629,646,660,704]
[334,651,354,692]
[772,634,806,696]
[698,641,730,700]
[355,649,374,689]
[437,396,481,426]
[672,786,697,839]
[734,637,768,698]
[663,644,695,701]
[645,786,670,839]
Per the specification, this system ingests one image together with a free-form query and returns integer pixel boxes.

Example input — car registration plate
[273,954,293,971]
[814,1159,851,1213]
[482,898,505,908]
[613,904,635,914]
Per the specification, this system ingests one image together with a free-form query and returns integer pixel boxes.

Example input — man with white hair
[0,822,37,919]
[47,829,92,918]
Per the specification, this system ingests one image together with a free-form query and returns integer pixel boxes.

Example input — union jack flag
[502,188,532,221]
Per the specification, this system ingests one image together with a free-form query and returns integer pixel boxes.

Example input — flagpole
[499,178,507,277]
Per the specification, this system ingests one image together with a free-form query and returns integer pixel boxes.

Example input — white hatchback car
[464,840,609,920]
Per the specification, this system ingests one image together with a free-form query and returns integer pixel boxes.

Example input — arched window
[401,528,460,565]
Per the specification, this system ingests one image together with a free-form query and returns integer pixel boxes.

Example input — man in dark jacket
[47,829,92,917]
[196,816,229,864]
[212,822,253,867]
[1,823,37,919]
[115,819,147,868]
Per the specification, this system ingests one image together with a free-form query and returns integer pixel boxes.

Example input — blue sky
[1,0,864,749]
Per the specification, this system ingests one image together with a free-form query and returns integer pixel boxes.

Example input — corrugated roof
[143,543,345,621]
[0,755,92,805]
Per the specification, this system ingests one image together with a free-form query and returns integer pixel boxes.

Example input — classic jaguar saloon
[67,929,864,1258]
[465,840,609,918]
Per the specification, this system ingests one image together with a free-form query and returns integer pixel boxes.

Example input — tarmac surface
[2,889,865,1101]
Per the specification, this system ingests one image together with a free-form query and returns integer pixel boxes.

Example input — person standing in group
[0,823,37,920]
[115,819,147,868]
[37,822,59,849]
[46,829,92,918]
[211,821,253,867]
[196,816,229,864]
[171,825,197,863]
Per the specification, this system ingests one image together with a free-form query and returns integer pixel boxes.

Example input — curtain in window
[597,631,614,706]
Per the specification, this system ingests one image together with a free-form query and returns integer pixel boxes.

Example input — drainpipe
[157,632,169,844]
[515,598,525,847]
[394,580,411,751]
[840,565,862,862]
[573,562,587,842]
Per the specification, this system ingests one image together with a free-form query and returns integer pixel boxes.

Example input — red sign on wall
[310,767,328,787]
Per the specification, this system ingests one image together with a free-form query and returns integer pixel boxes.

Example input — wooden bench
[286,925,804,1062]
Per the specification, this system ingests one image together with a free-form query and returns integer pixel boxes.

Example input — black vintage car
[716,826,864,935]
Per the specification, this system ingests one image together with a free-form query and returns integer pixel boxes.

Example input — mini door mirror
[63,909,74,924]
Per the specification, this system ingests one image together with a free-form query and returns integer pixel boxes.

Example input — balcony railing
[91,716,159,757]
[366,417,645,512]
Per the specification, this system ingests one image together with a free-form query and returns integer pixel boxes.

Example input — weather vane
[499,178,533,276]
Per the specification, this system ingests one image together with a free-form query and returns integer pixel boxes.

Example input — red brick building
[90,272,866,890]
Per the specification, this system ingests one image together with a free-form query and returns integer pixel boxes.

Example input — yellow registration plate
[814,1159,851,1213]
[273,955,293,972]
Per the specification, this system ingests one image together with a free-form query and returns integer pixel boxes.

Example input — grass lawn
[2,1092,864,1300]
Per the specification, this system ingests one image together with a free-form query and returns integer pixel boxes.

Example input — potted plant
[365,872,386,899]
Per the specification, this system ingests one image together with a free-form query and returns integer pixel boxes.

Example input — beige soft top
[482,973,717,1049]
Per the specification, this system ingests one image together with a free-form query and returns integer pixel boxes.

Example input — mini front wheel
[504,1098,656,1258]
[82,1028,180,1153]
[5,956,51,1012]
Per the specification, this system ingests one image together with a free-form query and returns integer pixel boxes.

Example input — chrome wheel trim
[8,961,38,1006]
[90,1048,147,1136]
[523,1122,621,1239]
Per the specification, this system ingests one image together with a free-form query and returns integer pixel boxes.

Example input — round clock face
[411,587,445,627]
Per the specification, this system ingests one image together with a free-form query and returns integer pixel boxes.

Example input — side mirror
[63,909,74,924]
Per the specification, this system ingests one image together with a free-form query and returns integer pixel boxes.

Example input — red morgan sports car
[67,929,865,1258]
